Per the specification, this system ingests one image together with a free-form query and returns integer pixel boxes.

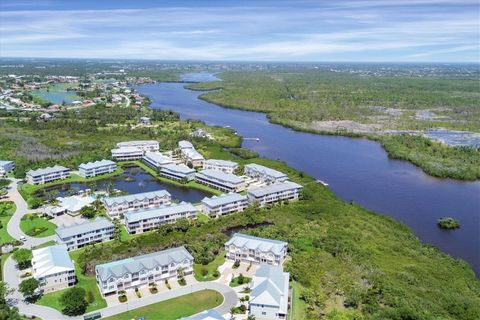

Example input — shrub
[118,295,127,303]
[178,277,187,286]
[201,267,209,276]
[213,270,220,278]
[12,248,32,270]
[233,260,240,269]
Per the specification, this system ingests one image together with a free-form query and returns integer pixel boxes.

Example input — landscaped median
[194,250,225,282]
[103,289,223,320]
[0,201,16,245]
[19,213,56,237]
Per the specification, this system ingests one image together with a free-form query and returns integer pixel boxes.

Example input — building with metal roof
[181,309,225,320]
[247,181,302,207]
[201,193,248,218]
[116,140,159,152]
[225,233,287,266]
[111,146,144,161]
[103,190,171,217]
[26,165,71,185]
[195,169,245,193]
[203,159,238,174]
[0,160,14,177]
[78,159,116,178]
[32,245,76,293]
[244,164,287,184]
[160,163,196,181]
[56,217,114,251]
[142,151,173,169]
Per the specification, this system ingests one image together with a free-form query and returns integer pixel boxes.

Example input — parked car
[19,236,27,242]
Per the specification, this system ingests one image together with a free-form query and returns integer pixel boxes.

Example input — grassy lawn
[196,212,210,223]
[19,214,57,237]
[0,201,16,244]
[103,289,223,320]
[229,275,251,287]
[291,281,307,320]
[193,250,225,281]
[36,248,107,313]
[0,253,11,281]
[32,240,57,249]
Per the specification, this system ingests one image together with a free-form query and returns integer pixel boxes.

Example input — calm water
[425,128,480,148]
[136,76,480,275]
[33,83,79,105]
[35,165,210,203]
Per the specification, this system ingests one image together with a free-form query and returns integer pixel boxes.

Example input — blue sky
[0,0,479,62]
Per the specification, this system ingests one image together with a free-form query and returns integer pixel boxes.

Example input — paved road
[6,179,56,248]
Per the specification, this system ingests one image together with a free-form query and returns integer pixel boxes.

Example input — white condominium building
[103,190,172,217]
[247,181,302,207]
[26,165,71,185]
[32,245,76,293]
[244,164,287,184]
[56,217,115,251]
[0,160,15,176]
[142,152,173,169]
[203,159,238,174]
[111,147,144,161]
[160,163,196,181]
[201,193,248,218]
[125,202,197,234]
[181,310,225,320]
[78,159,116,178]
[195,169,246,193]
[178,140,204,167]
[249,265,289,320]
[116,140,159,152]
[225,233,288,266]
[95,246,194,296]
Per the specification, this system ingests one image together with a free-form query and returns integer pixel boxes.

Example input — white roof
[143,152,172,165]
[178,140,194,149]
[54,195,95,213]
[201,193,247,208]
[32,245,74,278]
[196,169,244,184]
[181,309,225,320]
[111,146,143,154]
[27,165,70,177]
[225,233,287,255]
[205,159,238,168]
[245,163,287,179]
[104,190,171,207]
[248,181,302,198]
[79,159,116,170]
[56,217,114,239]
[161,163,195,175]
[183,148,204,161]
[116,140,158,148]
[250,265,289,313]
[125,201,197,223]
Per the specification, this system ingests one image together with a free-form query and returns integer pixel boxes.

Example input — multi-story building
[0,160,15,177]
[26,165,71,185]
[95,246,194,296]
[225,233,288,266]
[142,152,173,169]
[178,140,204,167]
[195,169,245,193]
[249,265,289,320]
[201,193,248,218]
[116,140,159,153]
[181,310,225,320]
[247,181,302,207]
[78,159,116,178]
[55,217,115,251]
[125,202,197,234]
[203,159,238,174]
[160,163,196,181]
[244,164,287,184]
[32,245,76,293]
[111,147,144,161]
[103,190,172,218]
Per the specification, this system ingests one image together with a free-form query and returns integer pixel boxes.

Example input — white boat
[316,179,329,186]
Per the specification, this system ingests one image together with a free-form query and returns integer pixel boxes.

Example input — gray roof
[56,217,114,239]
[125,201,196,223]
[27,165,70,177]
[225,233,287,255]
[204,159,238,168]
[161,163,195,175]
[245,163,287,179]
[196,169,244,184]
[183,148,204,160]
[95,246,193,282]
[180,309,224,320]
[248,181,302,198]
[116,140,158,148]
[111,146,143,154]
[79,159,116,170]
[250,265,289,312]
[0,160,13,167]
[143,152,172,164]
[104,190,171,207]
[178,140,194,149]
[201,193,247,208]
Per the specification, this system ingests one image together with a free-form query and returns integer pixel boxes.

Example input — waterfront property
[49,195,95,217]
[160,163,196,181]
[116,140,159,152]
[111,146,144,161]
[203,159,238,174]
[142,151,173,169]
[249,265,289,320]
[195,169,245,193]
[0,160,15,176]
[181,309,225,320]
[244,164,287,184]
[247,181,302,207]
[55,217,114,251]
[178,140,205,167]
[103,190,172,218]
[26,165,71,185]
[78,159,116,178]
[31,245,76,293]
[125,201,197,234]
[95,246,194,296]
[225,233,288,266]
[201,193,248,218]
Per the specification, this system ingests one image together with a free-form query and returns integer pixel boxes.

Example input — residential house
[0,160,14,176]
[247,182,302,207]
[103,190,172,218]
[26,165,71,185]
[78,159,116,178]
[195,169,245,193]
[201,193,248,218]
[225,233,288,266]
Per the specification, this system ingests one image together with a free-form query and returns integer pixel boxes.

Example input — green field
[103,290,223,320]
[19,214,57,237]
[0,201,16,244]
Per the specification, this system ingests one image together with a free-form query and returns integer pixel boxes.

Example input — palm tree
[229,307,236,320]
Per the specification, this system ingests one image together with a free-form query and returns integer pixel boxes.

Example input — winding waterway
[136,73,480,275]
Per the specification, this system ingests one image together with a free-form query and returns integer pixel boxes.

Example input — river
[136,72,480,275]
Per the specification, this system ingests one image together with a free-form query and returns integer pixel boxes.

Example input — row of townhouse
[78,159,116,178]
[247,181,303,206]
[142,151,173,169]
[203,159,238,174]
[26,165,71,185]
[195,169,246,193]
[95,246,194,296]
[111,140,159,161]
[125,201,197,234]
[55,217,115,251]
[201,193,249,218]
[103,190,172,218]
[225,233,288,266]
[178,140,205,167]
[160,163,196,181]
[0,160,15,177]
[244,163,287,184]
